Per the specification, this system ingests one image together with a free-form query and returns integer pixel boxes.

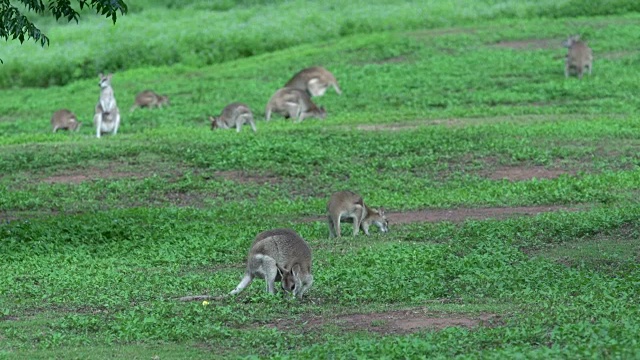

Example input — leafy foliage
[0,0,127,60]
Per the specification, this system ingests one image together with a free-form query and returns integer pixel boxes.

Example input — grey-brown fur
[93,73,120,138]
[230,228,313,299]
[51,109,81,132]
[130,90,170,112]
[265,87,326,122]
[285,66,342,97]
[563,35,593,79]
[210,102,256,133]
[327,190,389,238]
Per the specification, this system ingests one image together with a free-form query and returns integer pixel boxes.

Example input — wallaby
[51,109,81,133]
[285,66,342,97]
[130,90,169,112]
[230,228,313,299]
[265,87,327,122]
[93,73,121,138]
[563,35,593,79]
[327,190,389,238]
[209,102,257,133]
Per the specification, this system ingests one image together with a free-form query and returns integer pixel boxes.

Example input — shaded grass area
[4,0,640,88]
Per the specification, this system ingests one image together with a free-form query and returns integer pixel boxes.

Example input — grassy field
[1,1,640,358]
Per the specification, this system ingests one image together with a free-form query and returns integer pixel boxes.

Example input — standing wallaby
[265,87,326,122]
[563,35,593,79]
[51,109,81,133]
[285,66,342,97]
[210,102,257,133]
[230,228,313,299]
[327,191,389,238]
[93,73,120,138]
[130,90,170,112]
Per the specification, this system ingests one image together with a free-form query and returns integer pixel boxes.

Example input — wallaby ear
[98,73,104,78]
[378,207,385,216]
[107,73,113,79]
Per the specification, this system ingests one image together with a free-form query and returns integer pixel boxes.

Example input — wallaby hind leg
[262,257,279,294]
[328,216,337,238]
[113,113,121,135]
[352,206,364,236]
[94,113,102,138]
[230,274,253,295]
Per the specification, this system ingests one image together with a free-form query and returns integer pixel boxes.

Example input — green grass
[1,0,640,358]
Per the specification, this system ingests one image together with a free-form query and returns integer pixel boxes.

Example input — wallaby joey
[51,109,81,132]
[230,228,313,299]
[563,35,593,79]
[285,66,342,97]
[327,190,389,238]
[93,73,120,138]
[209,102,257,133]
[130,90,169,112]
[265,87,326,122]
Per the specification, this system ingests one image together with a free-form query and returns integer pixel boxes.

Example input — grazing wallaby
[285,66,342,97]
[93,73,120,138]
[209,102,257,133]
[327,190,389,238]
[51,109,81,133]
[563,35,593,79]
[265,87,326,122]
[230,228,313,299]
[130,90,169,112]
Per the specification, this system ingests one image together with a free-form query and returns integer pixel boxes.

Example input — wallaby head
[51,109,81,133]
[98,73,113,89]
[158,95,170,105]
[209,115,220,130]
[311,106,327,120]
[230,228,313,299]
[563,35,593,79]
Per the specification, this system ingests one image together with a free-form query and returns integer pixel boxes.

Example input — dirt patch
[213,170,281,185]
[347,113,630,132]
[35,161,185,185]
[492,38,558,50]
[484,165,572,181]
[269,308,499,335]
[41,172,140,184]
[356,119,464,131]
[302,205,579,225]
[163,191,209,208]
[600,50,637,60]
[389,205,575,225]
